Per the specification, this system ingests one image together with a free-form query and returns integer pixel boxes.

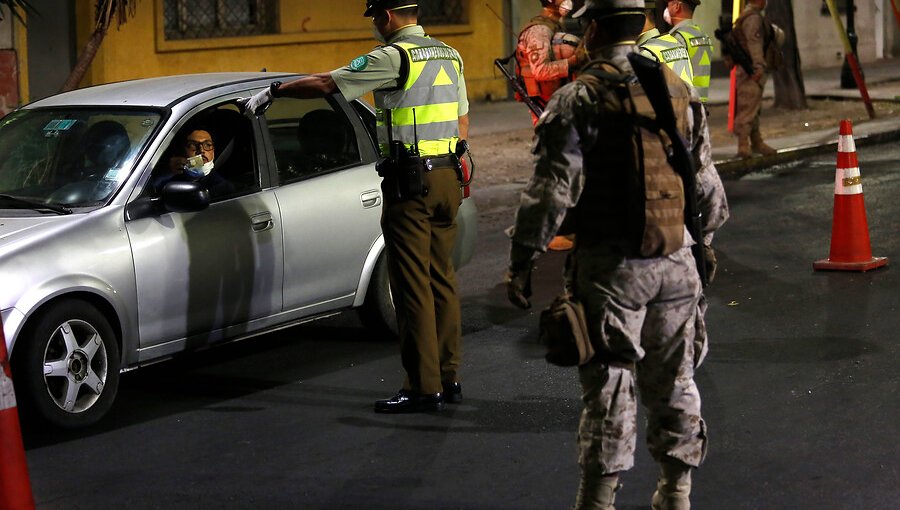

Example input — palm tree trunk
[59,26,107,93]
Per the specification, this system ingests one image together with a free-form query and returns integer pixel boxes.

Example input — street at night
[20,141,900,510]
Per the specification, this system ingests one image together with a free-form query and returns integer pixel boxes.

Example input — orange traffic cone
[1,321,36,510]
[813,120,889,272]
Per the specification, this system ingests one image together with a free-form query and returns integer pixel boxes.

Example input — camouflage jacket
[510,45,728,264]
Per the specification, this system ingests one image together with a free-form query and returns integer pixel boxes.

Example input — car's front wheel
[14,299,120,428]
[358,253,398,339]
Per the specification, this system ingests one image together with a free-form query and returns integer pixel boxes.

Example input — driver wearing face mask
[154,125,234,198]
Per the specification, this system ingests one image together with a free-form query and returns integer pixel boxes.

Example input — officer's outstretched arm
[274,73,337,99]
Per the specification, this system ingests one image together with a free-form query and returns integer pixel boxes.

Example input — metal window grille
[163,0,278,40]
[419,0,466,25]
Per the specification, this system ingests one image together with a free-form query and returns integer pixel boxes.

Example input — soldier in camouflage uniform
[504,0,727,508]
[733,0,779,158]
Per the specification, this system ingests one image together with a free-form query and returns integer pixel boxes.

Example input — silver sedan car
[0,73,477,428]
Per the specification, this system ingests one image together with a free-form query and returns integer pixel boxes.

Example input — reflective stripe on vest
[640,33,694,86]
[672,23,712,102]
[374,35,462,156]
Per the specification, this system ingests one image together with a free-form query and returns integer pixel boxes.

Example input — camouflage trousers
[573,246,708,474]
[734,70,767,138]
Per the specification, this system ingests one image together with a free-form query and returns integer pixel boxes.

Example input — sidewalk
[469,57,900,180]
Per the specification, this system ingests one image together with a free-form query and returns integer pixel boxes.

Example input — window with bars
[419,0,466,25]
[163,0,278,40]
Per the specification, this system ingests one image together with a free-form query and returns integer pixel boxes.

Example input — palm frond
[94,0,138,30]
[0,0,37,23]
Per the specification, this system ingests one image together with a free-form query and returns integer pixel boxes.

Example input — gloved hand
[240,81,281,117]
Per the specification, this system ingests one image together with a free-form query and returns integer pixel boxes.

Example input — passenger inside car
[83,120,131,177]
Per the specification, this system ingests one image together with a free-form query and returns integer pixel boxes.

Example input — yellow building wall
[76,0,508,101]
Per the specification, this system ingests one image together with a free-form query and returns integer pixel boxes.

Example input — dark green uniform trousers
[381,165,462,395]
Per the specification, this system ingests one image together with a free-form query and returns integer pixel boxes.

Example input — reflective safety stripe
[672,23,712,102]
[640,33,694,87]
[1,370,16,411]
[374,35,462,156]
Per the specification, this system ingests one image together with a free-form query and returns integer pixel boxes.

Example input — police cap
[572,0,645,19]
[363,0,418,16]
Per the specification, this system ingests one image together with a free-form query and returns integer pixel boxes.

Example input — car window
[0,109,160,209]
[148,103,259,202]
[265,97,361,184]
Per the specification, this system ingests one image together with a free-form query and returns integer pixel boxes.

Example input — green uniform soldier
[666,0,713,104]
[637,1,694,87]
[505,0,727,508]
[243,0,470,413]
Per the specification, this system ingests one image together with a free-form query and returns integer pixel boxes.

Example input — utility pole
[840,0,863,88]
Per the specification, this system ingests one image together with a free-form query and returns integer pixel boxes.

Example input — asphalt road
[22,142,900,509]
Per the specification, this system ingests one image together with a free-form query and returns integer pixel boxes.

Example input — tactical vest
[516,15,566,100]
[374,35,462,157]
[574,60,689,258]
[671,23,712,102]
[639,33,694,87]
[733,9,783,72]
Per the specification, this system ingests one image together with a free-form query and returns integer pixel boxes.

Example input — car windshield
[0,108,161,210]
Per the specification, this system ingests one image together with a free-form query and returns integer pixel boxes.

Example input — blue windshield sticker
[43,119,77,131]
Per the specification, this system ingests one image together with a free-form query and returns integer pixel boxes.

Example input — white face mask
[184,159,214,179]
[663,7,672,25]
[558,0,573,16]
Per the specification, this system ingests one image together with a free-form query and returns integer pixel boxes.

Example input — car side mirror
[160,180,210,213]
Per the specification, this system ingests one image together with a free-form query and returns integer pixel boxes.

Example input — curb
[714,127,900,180]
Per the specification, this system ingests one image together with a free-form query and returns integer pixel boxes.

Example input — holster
[378,141,426,202]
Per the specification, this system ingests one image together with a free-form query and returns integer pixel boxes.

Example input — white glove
[241,82,280,117]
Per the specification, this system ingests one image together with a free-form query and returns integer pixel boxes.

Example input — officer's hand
[505,262,533,310]
[750,69,764,82]
[240,82,279,117]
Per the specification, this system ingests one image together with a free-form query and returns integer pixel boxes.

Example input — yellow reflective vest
[638,31,694,87]
[671,21,713,103]
[374,35,463,157]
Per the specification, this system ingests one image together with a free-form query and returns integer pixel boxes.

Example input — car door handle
[251,212,274,232]
[361,190,381,208]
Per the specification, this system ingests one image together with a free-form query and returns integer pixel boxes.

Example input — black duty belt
[424,155,455,170]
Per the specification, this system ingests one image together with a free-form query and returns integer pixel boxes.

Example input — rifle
[626,52,708,287]
[494,53,544,118]
[714,23,755,76]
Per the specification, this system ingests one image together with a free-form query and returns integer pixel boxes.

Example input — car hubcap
[42,320,108,413]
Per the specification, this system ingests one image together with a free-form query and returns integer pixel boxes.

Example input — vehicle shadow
[22,317,396,448]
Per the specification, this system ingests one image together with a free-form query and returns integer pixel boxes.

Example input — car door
[125,102,284,357]
[263,96,382,314]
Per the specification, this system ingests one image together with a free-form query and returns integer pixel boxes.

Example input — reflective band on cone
[813,119,888,272]
[1,325,36,510]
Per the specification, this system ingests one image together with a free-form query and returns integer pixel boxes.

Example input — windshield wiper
[0,194,73,215]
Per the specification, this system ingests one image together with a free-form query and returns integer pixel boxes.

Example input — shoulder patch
[349,55,369,71]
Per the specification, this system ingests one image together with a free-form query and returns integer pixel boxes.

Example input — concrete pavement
[468,57,900,179]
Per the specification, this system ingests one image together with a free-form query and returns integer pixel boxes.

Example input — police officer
[666,0,713,104]
[733,0,779,158]
[637,0,694,86]
[244,0,469,413]
[504,0,726,507]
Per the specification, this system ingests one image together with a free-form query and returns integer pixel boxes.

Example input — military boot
[574,473,619,510]
[750,130,777,156]
[650,460,692,510]
[735,135,752,159]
